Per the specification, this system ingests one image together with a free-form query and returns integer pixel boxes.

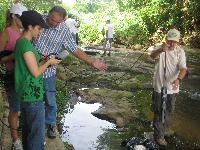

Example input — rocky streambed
[56,46,200,150]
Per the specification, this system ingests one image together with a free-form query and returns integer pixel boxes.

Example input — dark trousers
[21,101,45,150]
[151,91,176,138]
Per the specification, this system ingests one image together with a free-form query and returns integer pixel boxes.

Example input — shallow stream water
[60,102,116,150]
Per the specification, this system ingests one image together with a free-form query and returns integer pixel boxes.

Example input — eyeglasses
[48,16,62,24]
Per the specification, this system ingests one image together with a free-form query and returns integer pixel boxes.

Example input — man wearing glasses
[33,6,107,139]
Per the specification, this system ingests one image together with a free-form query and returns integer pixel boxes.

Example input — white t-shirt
[65,18,78,34]
[105,23,113,38]
[149,43,187,94]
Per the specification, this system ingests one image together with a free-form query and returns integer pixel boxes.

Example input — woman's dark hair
[21,13,39,31]
[20,10,48,31]
[21,20,38,31]
[49,6,66,18]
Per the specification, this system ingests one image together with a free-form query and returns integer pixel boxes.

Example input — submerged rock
[78,88,140,127]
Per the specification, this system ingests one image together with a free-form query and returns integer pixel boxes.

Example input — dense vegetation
[1,0,200,47]
[75,0,200,47]
[0,0,62,30]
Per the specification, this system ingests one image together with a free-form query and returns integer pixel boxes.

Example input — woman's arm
[23,51,61,77]
[0,53,14,64]
[0,30,15,64]
[0,30,9,51]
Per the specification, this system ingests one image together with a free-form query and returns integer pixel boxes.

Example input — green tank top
[15,38,44,102]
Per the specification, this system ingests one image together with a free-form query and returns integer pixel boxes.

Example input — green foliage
[76,0,200,47]
[20,0,62,12]
[132,90,152,118]
[56,80,70,119]
[0,0,10,31]
[76,1,151,47]
[1,0,200,47]
[0,0,61,31]
[62,54,75,65]
[76,1,100,13]
[78,12,107,45]
[114,12,149,45]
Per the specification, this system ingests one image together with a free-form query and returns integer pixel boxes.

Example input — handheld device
[55,50,69,60]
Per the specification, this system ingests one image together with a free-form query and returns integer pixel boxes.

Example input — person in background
[65,13,79,43]
[15,10,61,150]
[32,6,107,139]
[75,18,80,45]
[149,28,187,146]
[102,16,113,56]
[0,3,27,150]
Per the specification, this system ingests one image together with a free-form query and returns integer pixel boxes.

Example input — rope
[109,47,149,82]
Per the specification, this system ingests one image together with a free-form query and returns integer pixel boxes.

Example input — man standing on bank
[149,28,187,146]
[32,6,107,139]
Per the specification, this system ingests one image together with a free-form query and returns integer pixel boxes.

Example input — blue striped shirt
[32,15,77,78]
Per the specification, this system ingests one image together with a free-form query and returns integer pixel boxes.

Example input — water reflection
[172,93,200,141]
[61,102,116,150]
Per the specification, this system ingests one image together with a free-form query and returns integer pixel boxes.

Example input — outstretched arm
[73,48,107,71]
